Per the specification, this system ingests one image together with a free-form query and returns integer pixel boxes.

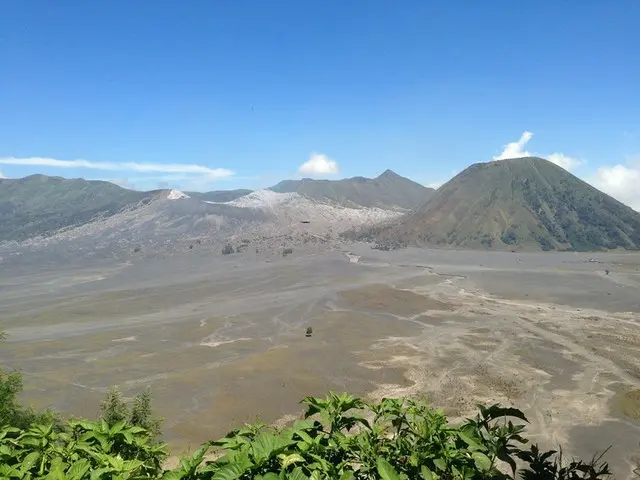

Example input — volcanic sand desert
[1,246,640,478]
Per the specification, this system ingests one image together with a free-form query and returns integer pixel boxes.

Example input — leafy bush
[502,230,518,245]
[282,247,293,257]
[0,350,59,430]
[178,393,610,480]
[0,419,167,479]
[100,387,163,441]
[0,392,611,479]
[222,244,234,255]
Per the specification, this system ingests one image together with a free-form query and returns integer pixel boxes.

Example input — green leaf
[122,431,134,444]
[67,460,91,480]
[497,450,518,476]
[457,431,482,450]
[20,451,41,472]
[122,459,144,472]
[251,432,290,464]
[0,464,23,478]
[260,474,279,480]
[161,471,184,480]
[471,452,492,472]
[89,466,111,480]
[110,421,126,434]
[433,458,447,472]
[211,462,246,480]
[108,455,124,470]
[288,467,309,480]
[293,429,314,445]
[481,405,529,423]
[45,458,67,480]
[420,465,434,480]
[376,457,401,480]
[281,453,305,468]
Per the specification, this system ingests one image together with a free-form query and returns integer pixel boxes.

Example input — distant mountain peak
[269,171,433,211]
[166,189,190,200]
[377,169,400,179]
[367,157,640,251]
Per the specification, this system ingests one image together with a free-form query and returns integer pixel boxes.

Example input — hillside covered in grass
[367,157,640,251]
[0,175,148,242]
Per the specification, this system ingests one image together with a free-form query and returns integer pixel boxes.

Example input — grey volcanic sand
[1,246,640,478]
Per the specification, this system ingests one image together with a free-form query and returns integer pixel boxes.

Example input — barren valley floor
[1,246,640,478]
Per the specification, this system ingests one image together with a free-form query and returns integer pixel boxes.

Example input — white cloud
[493,131,583,171]
[298,153,339,175]
[493,131,533,160]
[546,152,583,171]
[0,169,6,179]
[588,164,640,211]
[426,181,442,189]
[0,156,234,179]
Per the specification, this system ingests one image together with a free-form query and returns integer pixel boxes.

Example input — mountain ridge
[0,171,421,249]
[0,175,150,242]
[269,169,434,210]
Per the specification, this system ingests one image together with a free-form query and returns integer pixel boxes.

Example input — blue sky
[1,1,639,207]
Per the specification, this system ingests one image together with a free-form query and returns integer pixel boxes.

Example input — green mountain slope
[368,157,640,251]
[270,170,434,210]
[0,175,147,242]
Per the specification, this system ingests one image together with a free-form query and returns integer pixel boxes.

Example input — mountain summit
[270,170,433,211]
[377,169,402,180]
[368,157,640,251]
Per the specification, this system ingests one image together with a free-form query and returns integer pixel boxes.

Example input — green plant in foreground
[0,333,60,430]
[0,419,168,479]
[0,392,611,479]
[170,393,610,480]
[100,386,163,442]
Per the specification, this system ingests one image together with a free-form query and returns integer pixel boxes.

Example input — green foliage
[130,388,163,441]
[0,368,25,427]
[0,418,167,479]
[0,334,60,430]
[0,390,611,479]
[222,244,234,255]
[166,393,610,480]
[100,388,129,426]
[100,387,163,442]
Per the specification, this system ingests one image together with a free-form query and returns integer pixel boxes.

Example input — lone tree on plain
[305,326,313,337]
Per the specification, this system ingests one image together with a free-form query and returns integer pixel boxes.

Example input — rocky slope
[0,185,402,265]
[186,189,252,203]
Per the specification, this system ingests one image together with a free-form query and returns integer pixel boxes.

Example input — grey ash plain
[1,246,640,478]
